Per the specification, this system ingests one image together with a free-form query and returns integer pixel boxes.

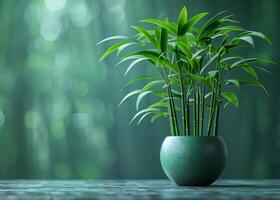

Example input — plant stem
[193,89,197,136]
[167,88,175,136]
[167,85,179,136]
[197,85,200,136]
[207,90,215,136]
[186,92,190,136]
[213,57,221,136]
[213,85,221,136]
[176,48,187,136]
[213,101,220,136]
[200,85,205,136]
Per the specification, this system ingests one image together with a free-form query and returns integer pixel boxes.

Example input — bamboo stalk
[200,85,205,136]
[176,49,187,136]
[213,86,221,136]
[186,93,190,136]
[197,86,200,136]
[207,90,215,136]
[193,89,197,136]
[213,102,220,136]
[167,88,175,136]
[168,85,179,136]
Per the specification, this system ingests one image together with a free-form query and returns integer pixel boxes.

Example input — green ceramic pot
[160,136,227,186]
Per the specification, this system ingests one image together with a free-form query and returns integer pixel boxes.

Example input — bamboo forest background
[0,0,279,179]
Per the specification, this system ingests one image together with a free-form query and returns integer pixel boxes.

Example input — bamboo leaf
[136,91,152,111]
[208,70,218,77]
[137,112,154,125]
[122,75,160,89]
[143,80,164,91]
[97,35,130,45]
[140,18,177,35]
[216,26,244,34]
[255,66,271,74]
[177,6,188,36]
[239,79,268,95]
[235,35,254,46]
[200,53,219,74]
[150,112,168,123]
[118,90,142,106]
[131,26,157,47]
[220,56,242,64]
[230,58,274,69]
[241,65,258,79]
[99,41,131,61]
[160,19,168,52]
[240,31,272,44]
[176,41,191,56]
[222,92,239,107]
[117,42,141,55]
[225,79,240,87]
[130,108,160,123]
[189,74,213,89]
[180,12,208,36]
[149,101,169,108]
[124,58,149,76]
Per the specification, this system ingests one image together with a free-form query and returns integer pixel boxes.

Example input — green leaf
[200,53,220,74]
[97,35,130,45]
[160,19,168,52]
[216,26,244,34]
[150,90,167,98]
[180,12,208,36]
[230,58,274,69]
[131,26,157,47]
[149,101,169,108]
[122,75,160,89]
[176,41,191,57]
[130,108,160,123]
[222,92,239,107]
[140,18,177,35]
[136,91,152,110]
[99,41,131,61]
[225,79,240,88]
[150,112,167,123]
[235,35,254,46]
[191,49,206,60]
[189,74,213,89]
[126,50,179,73]
[118,90,142,107]
[208,70,218,77]
[241,31,272,44]
[186,33,196,47]
[241,65,258,79]
[198,17,239,41]
[137,112,154,125]
[239,79,268,95]
[143,80,164,91]
[117,42,141,55]
[177,6,188,36]
[198,10,227,34]
[220,56,242,64]
[124,58,149,76]
[255,66,271,74]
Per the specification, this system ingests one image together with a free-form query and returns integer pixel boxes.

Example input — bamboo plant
[98,6,274,136]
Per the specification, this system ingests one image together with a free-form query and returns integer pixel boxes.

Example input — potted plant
[98,6,274,186]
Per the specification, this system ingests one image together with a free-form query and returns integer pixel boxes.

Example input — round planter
[160,136,227,186]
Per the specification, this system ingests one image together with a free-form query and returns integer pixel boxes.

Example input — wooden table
[0,180,279,199]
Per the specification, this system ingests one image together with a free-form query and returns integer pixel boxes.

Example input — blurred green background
[0,0,279,179]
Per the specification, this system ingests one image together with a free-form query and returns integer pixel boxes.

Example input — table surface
[0,180,279,200]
